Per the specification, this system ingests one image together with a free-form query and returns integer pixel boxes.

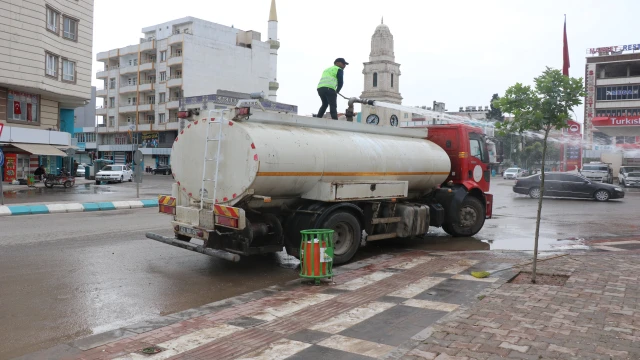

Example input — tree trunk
[531,128,550,283]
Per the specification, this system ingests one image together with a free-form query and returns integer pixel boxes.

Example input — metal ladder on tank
[199,110,223,210]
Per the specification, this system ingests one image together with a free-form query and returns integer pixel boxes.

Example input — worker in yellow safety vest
[316,58,348,120]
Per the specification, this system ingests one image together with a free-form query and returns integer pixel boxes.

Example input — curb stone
[0,199,158,216]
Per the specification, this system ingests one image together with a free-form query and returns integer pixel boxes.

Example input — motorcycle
[44,168,75,188]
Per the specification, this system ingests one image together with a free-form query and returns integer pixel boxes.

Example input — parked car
[503,167,522,180]
[581,162,613,184]
[622,172,640,188]
[513,172,624,201]
[95,165,133,184]
[153,165,172,175]
[619,166,640,187]
[76,163,87,177]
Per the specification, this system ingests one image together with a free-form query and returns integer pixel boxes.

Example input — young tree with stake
[494,67,585,283]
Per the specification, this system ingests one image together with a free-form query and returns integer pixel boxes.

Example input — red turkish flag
[562,16,570,76]
[13,101,21,115]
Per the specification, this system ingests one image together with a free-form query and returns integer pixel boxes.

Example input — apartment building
[0,0,94,181]
[94,1,279,166]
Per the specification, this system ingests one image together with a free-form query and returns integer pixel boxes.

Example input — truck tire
[443,196,485,237]
[320,211,361,265]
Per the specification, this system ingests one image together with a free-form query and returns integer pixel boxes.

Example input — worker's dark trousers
[317,87,338,120]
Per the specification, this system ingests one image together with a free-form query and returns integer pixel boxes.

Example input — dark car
[153,165,172,175]
[512,172,624,202]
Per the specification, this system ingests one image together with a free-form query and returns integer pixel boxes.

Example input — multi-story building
[0,0,94,181]
[73,86,97,164]
[94,1,279,166]
[584,44,640,167]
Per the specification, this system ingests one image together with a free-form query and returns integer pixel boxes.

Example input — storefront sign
[592,116,640,127]
[3,153,17,182]
[606,89,639,96]
[77,143,86,151]
[587,44,640,55]
[141,133,159,148]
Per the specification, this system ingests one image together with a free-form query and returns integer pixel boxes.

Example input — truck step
[367,232,398,241]
[371,217,401,224]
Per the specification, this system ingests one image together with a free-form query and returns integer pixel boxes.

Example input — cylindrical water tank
[170,118,451,206]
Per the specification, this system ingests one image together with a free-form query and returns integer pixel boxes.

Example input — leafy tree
[494,67,585,283]
[486,93,504,121]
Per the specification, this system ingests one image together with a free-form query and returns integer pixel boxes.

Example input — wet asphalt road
[1,177,639,358]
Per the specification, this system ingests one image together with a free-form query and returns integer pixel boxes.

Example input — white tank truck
[148,95,494,264]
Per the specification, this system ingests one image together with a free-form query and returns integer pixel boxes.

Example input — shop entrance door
[16,155,30,179]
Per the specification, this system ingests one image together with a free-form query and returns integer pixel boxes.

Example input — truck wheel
[443,196,485,237]
[321,211,361,265]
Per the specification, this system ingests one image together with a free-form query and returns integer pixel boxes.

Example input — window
[6,90,39,124]
[404,113,408,119]
[109,97,115,108]
[159,92,166,103]
[45,53,58,78]
[469,133,489,163]
[562,174,588,183]
[159,113,166,123]
[160,71,166,81]
[173,69,182,78]
[373,72,378,87]
[391,73,394,88]
[545,174,562,181]
[596,85,640,100]
[128,97,136,105]
[128,77,136,86]
[63,16,78,40]
[148,95,155,104]
[126,116,133,123]
[62,59,75,82]
[128,59,138,66]
[109,78,116,89]
[146,115,155,123]
[160,51,167,62]
[46,7,59,34]
[108,116,115,127]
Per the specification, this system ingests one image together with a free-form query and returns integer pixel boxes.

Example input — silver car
[622,172,640,188]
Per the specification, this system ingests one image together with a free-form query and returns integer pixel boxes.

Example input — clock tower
[359,19,406,126]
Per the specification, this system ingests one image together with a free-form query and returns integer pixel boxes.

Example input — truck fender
[312,203,365,229]
[434,185,469,224]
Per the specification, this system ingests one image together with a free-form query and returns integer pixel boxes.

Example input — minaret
[267,0,279,101]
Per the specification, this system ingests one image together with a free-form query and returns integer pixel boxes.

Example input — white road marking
[593,245,625,252]
[334,271,395,291]
[309,301,395,334]
[594,240,640,246]
[318,334,395,358]
[451,274,499,282]
[441,259,480,274]
[389,256,433,270]
[388,277,445,298]
[251,293,336,321]
[403,299,460,312]
[113,323,244,360]
[237,338,312,360]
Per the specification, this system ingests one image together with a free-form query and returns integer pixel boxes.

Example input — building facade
[94,5,279,166]
[357,21,409,127]
[73,86,97,164]
[0,0,94,181]
[584,44,640,167]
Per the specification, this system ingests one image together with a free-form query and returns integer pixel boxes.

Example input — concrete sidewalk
[19,246,640,360]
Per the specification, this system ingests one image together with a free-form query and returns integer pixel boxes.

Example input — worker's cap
[334,58,349,65]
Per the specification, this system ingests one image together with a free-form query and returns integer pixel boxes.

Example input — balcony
[137,102,154,112]
[120,65,137,75]
[137,124,152,132]
[96,70,108,79]
[167,75,183,88]
[139,60,155,73]
[166,98,180,109]
[96,107,107,116]
[119,85,137,94]
[96,88,108,97]
[138,79,155,92]
[168,33,183,45]
[139,39,156,52]
[97,51,109,61]
[167,53,183,67]
[119,104,137,113]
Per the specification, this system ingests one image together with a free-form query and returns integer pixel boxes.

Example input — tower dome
[370,19,394,62]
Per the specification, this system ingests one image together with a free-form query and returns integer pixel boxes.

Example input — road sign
[0,148,4,167]
[133,150,143,165]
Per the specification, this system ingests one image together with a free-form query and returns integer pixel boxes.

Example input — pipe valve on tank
[345,97,375,122]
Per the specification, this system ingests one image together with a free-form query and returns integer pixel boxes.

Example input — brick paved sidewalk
[20,249,640,360]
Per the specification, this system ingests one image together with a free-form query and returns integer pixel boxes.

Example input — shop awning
[11,143,68,157]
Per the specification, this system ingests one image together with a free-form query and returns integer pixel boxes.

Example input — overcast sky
[92,0,640,122]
